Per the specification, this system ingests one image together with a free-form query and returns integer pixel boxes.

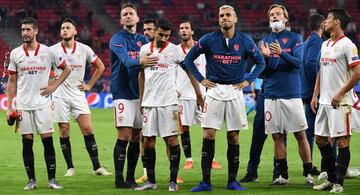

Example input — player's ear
[74,29,77,36]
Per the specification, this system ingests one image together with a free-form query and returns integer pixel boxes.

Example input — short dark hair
[20,17,38,29]
[155,18,172,31]
[328,7,351,30]
[121,2,137,13]
[179,19,195,31]
[62,18,77,27]
[309,14,325,31]
[143,18,156,25]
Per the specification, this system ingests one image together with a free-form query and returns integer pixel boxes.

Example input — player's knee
[272,133,283,142]
[116,127,131,140]
[227,132,239,144]
[59,124,70,137]
[165,135,179,147]
[336,136,350,148]
[294,131,306,141]
[315,136,328,147]
[144,137,156,148]
[22,134,34,140]
[130,129,141,142]
[203,128,216,139]
[81,126,93,136]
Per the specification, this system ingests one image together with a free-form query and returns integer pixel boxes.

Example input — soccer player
[260,4,315,185]
[136,18,157,184]
[6,17,71,190]
[135,17,203,192]
[176,19,206,170]
[184,5,266,192]
[110,3,155,188]
[301,14,325,161]
[311,8,360,193]
[51,18,111,177]
[143,19,156,41]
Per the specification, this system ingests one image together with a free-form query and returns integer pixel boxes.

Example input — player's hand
[233,80,249,90]
[259,41,271,58]
[40,84,57,97]
[201,79,216,89]
[310,96,318,114]
[140,53,158,68]
[269,39,282,55]
[196,95,205,112]
[331,92,343,109]
[78,81,91,91]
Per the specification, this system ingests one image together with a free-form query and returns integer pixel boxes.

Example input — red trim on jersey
[150,41,169,53]
[331,35,346,47]
[178,111,184,134]
[23,42,40,56]
[113,107,117,127]
[346,112,350,136]
[34,42,40,56]
[61,41,77,54]
[353,100,360,110]
[57,61,66,70]
[23,45,29,56]
[349,61,360,69]
[180,40,196,55]
[91,56,99,65]
[7,70,17,75]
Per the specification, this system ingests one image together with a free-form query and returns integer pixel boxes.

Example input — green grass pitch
[0,108,359,194]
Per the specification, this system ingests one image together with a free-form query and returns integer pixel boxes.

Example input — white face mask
[269,21,285,31]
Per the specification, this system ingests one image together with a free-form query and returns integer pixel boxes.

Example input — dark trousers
[246,94,267,174]
[304,102,316,157]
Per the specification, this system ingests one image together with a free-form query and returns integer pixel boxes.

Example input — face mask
[270,21,285,31]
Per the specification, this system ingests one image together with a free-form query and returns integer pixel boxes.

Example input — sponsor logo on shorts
[337,130,344,134]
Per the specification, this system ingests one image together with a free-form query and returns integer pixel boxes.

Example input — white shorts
[352,107,360,132]
[315,104,352,137]
[264,98,308,135]
[113,99,142,129]
[201,95,248,131]
[16,107,54,135]
[52,96,91,122]
[142,105,181,137]
[178,99,204,126]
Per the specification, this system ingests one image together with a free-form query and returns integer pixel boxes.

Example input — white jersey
[8,42,64,110]
[51,41,98,99]
[140,41,183,107]
[176,43,206,99]
[319,36,360,106]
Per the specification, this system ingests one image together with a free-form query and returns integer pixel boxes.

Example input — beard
[181,35,191,42]
[221,23,233,31]
[62,36,73,42]
[156,40,165,48]
[22,36,34,43]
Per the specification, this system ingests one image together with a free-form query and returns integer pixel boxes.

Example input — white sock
[186,158,193,162]
[143,168,147,175]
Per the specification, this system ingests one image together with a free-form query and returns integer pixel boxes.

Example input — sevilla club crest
[282,38,288,44]
[137,41,142,47]
[233,44,240,51]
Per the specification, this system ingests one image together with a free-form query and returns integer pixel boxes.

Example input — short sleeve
[84,45,98,64]
[50,49,65,69]
[7,50,17,74]
[344,42,360,68]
